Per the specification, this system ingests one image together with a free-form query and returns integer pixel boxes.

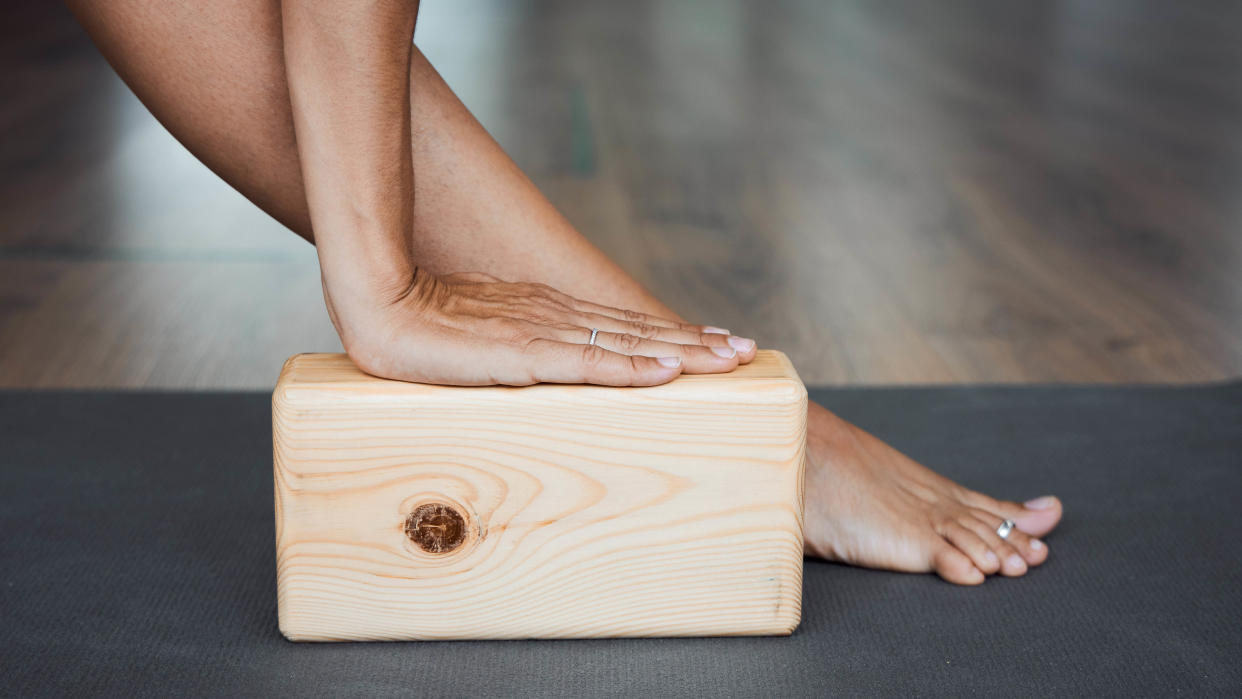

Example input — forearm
[277,8,725,385]
[282,0,419,316]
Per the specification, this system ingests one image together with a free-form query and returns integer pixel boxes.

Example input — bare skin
[67,0,1062,584]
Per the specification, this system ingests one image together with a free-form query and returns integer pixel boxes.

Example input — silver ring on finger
[996,519,1015,540]
[587,328,599,346]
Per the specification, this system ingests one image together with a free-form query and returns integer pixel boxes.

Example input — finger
[553,295,758,363]
[550,293,703,332]
[516,321,744,374]
[521,338,683,386]
[942,521,1001,575]
[573,312,726,345]
[574,311,757,357]
[586,330,739,374]
[507,283,759,364]
[961,513,1028,576]
[969,508,1048,567]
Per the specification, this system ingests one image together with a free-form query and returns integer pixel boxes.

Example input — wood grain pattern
[272,350,807,641]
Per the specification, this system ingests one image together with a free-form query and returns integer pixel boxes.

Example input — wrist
[317,240,420,307]
[322,266,436,380]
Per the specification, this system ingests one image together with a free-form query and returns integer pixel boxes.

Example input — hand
[326,270,758,386]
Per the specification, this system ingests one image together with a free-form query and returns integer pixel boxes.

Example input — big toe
[965,492,1063,537]
[1010,495,1062,537]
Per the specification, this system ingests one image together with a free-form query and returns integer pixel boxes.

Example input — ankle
[807,402,852,456]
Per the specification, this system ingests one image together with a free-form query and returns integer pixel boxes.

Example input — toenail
[1030,539,1044,552]
[1024,496,1057,510]
[985,550,998,566]
[1007,554,1025,570]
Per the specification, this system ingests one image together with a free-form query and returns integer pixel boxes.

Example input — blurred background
[2,0,1240,388]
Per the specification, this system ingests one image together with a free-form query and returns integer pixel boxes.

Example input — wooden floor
[3,0,1241,388]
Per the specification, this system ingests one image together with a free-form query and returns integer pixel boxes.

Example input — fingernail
[1030,539,1044,552]
[703,326,730,335]
[1007,554,1025,570]
[657,357,681,368]
[1024,496,1057,510]
[985,550,998,566]
[727,336,756,352]
[711,346,737,358]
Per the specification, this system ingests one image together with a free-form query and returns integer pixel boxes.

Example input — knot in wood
[404,503,467,553]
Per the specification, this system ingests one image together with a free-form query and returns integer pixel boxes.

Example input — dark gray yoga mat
[2,384,1240,697]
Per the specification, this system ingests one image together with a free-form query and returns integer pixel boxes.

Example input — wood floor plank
[1,0,1239,387]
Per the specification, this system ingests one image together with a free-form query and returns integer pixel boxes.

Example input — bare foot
[803,403,1063,585]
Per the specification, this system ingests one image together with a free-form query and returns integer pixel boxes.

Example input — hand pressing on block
[272,350,806,641]
[324,270,756,389]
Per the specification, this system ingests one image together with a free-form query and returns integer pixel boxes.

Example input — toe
[970,508,1048,566]
[1023,535,1049,566]
[932,544,985,585]
[1007,530,1047,567]
[1013,496,1063,537]
[964,491,1063,538]
[1000,551,1028,576]
[961,514,1028,576]
[943,522,1001,575]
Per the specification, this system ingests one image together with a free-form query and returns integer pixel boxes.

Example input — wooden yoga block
[272,351,807,641]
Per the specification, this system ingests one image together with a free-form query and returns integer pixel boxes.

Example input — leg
[67,0,673,317]
[67,0,1062,584]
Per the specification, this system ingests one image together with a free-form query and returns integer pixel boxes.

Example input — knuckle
[631,321,659,338]
[580,344,609,368]
[519,335,542,355]
[628,355,649,382]
[616,333,644,352]
[519,336,559,364]
[621,308,646,323]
